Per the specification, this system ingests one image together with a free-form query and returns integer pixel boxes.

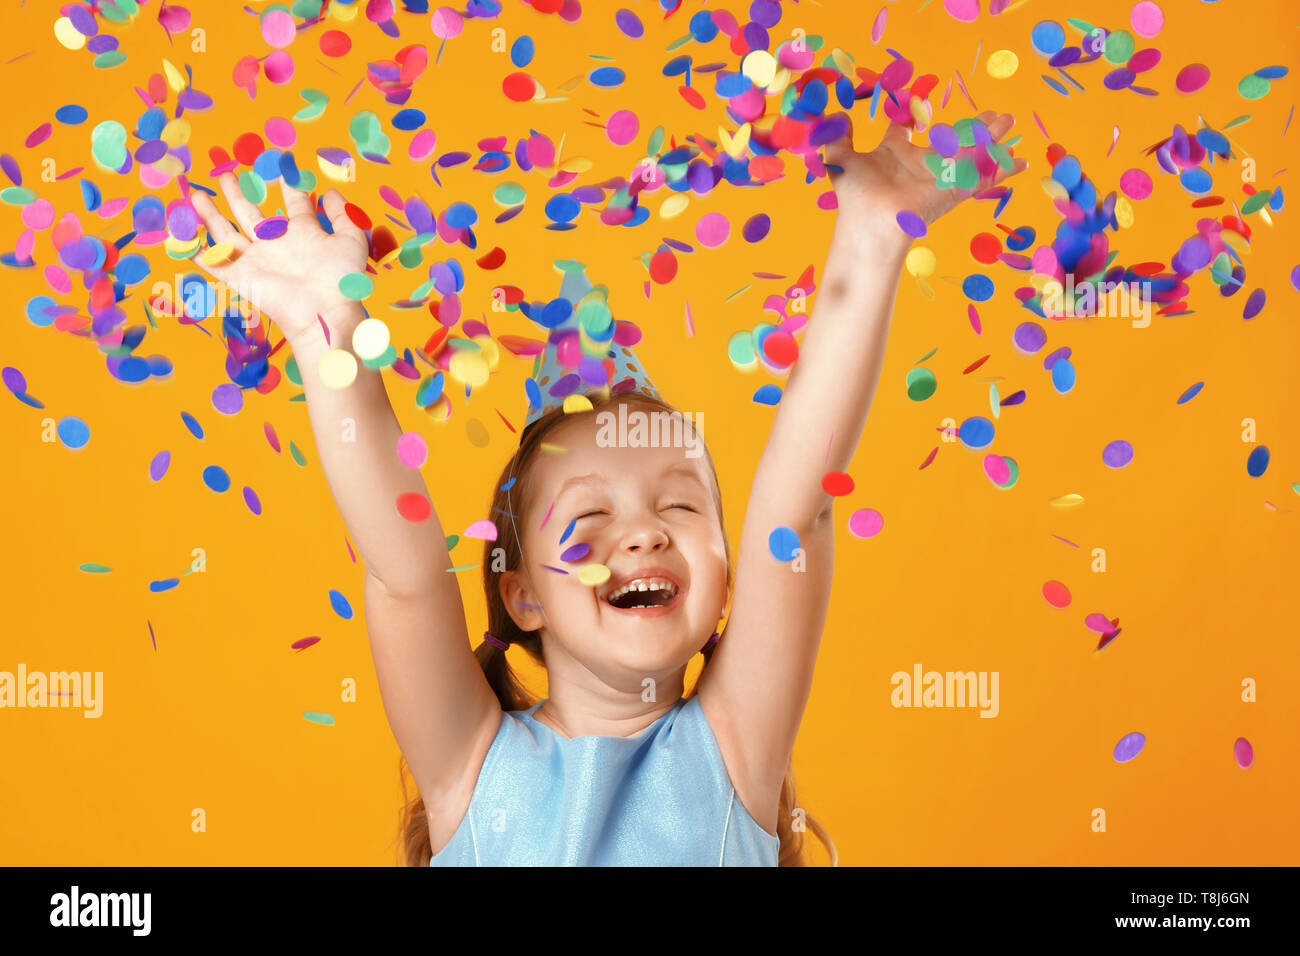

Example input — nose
[617,511,670,554]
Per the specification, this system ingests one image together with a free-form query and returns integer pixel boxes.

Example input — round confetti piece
[578,563,611,587]
[768,526,801,562]
[510,36,535,68]
[1102,440,1134,469]
[905,367,937,401]
[1042,581,1071,608]
[962,274,994,301]
[560,543,591,563]
[943,0,980,24]
[615,8,644,39]
[905,246,936,278]
[742,213,771,243]
[318,349,359,389]
[463,519,497,541]
[649,249,677,284]
[352,317,390,360]
[821,472,854,497]
[1113,732,1146,763]
[1237,74,1270,100]
[212,383,243,415]
[329,589,353,620]
[847,508,883,539]
[502,72,537,102]
[338,272,374,300]
[396,432,427,469]
[320,29,351,57]
[1178,168,1212,195]
[1290,265,1300,293]
[260,8,297,47]
[1233,737,1253,769]
[1013,321,1045,356]
[695,212,730,248]
[55,104,88,125]
[1175,63,1210,94]
[1129,1,1163,38]
[431,8,464,40]
[987,50,1019,79]
[983,454,1011,486]
[1246,445,1269,478]
[1242,288,1266,320]
[970,233,1001,264]
[397,492,432,522]
[56,416,89,450]
[958,417,994,450]
[606,109,639,146]
[896,210,926,238]
[202,465,230,493]
[1119,168,1152,200]
[1031,21,1066,57]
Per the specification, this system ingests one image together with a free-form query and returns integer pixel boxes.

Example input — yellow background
[2,0,1297,865]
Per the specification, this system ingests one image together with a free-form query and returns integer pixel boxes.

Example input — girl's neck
[534,689,684,741]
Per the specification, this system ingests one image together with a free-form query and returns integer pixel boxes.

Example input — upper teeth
[607,578,677,602]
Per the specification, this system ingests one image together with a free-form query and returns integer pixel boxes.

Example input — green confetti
[285,357,302,386]
[303,711,335,726]
[289,441,307,467]
[338,272,374,300]
[78,563,112,574]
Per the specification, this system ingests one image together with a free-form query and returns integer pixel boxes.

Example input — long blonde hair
[398,389,837,866]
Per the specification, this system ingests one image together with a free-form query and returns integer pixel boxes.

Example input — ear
[499,568,545,632]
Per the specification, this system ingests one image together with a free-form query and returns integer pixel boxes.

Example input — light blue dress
[429,694,780,866]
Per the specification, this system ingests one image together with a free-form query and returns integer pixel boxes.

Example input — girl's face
[501,407,729,691]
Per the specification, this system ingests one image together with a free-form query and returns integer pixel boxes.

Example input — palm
[190,173,370,341]
[825,110,1026,232]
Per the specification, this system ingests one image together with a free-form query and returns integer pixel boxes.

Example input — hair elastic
[483,631,510,651]
[700,631,721,654]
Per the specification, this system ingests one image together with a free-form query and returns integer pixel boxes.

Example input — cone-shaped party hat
[521,260,662,431]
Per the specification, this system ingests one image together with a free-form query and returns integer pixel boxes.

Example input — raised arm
[191,176,499,811]
[698,112,1026,826]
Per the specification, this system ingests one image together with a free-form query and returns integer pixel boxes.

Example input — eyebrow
[553,464,707,502]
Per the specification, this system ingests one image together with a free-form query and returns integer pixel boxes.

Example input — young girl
[191,110,1024,866]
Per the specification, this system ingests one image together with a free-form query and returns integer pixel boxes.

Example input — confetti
[1113,732,1146,763]
[1042,581,1071,608]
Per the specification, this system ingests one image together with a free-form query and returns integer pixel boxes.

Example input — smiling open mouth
[604,580,680,610]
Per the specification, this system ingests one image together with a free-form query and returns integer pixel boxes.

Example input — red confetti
[821,472,854,496]
[397,492,432,523]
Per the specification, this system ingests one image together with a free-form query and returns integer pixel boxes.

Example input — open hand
[190,173,370,344]
[824,109,1028,235]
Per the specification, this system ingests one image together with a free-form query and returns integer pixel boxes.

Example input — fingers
[191,189,249,251]
[216,171,264,235]
[279,177,317,227]
[320,188,370,254]
[985,112,1016,143]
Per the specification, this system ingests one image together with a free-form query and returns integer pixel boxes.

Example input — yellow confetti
[830,47,855,79]
[161,58,186,92]
[449,350,489,388]
[562,394,594,415]
[578,563,612,587]
[659,193,690,219]
[1114,197,1134,229]
[540,442,568,455]
[198,241,235,267]
[53,17,87,50]
[1050,494,1085,508]
[351,318,390,361]
[987,50,1019,79]
[318,349,358,389]
[905,246,937,278]
[741,49,777,88]
[557,156,592,174]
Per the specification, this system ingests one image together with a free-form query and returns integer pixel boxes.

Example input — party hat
[521,260,662,431]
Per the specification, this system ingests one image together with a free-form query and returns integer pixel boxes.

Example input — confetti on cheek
[578,563,611,587]
[1234,738,1254,769]
[1042,581,1071,608]
[560,543,590,563]
[1113,732,1146,764]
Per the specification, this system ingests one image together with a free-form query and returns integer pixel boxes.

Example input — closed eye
[668,503,697,512]
[575,511,606,520]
